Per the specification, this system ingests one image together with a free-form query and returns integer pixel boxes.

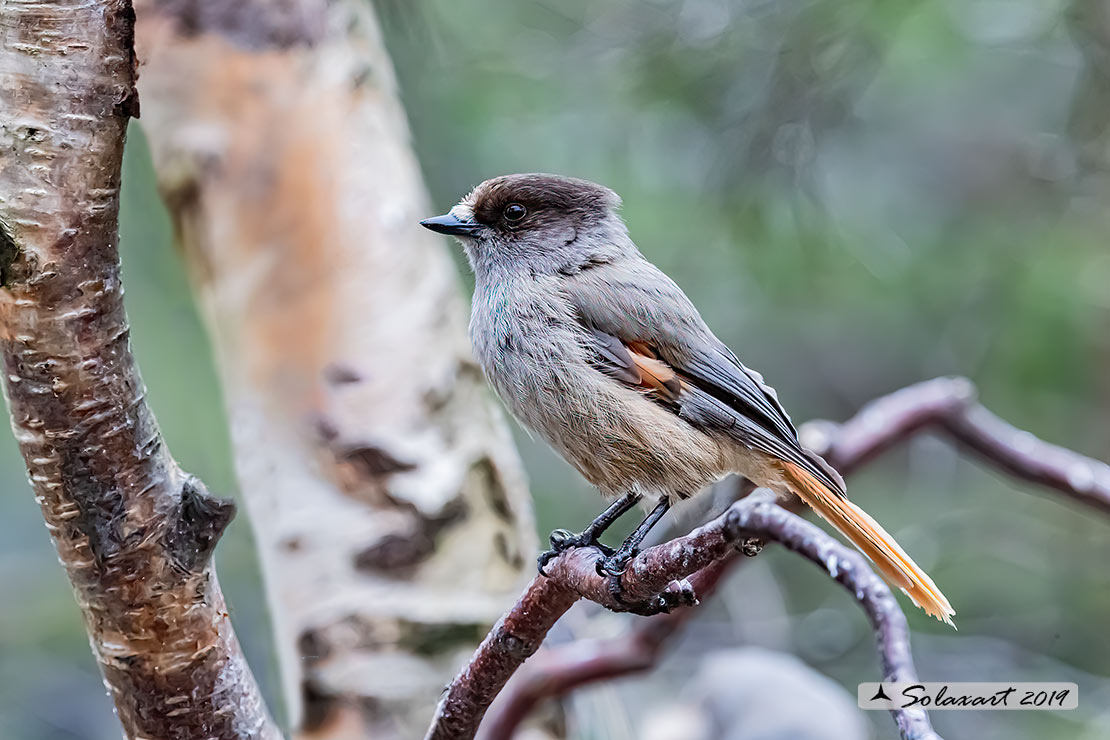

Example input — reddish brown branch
[442,375,1110,740]
[733,495,941,740]
[425,528,741,740]
[477,557,735,740]
[425,491,942,740]
[806,376,1110,514]
[425,575,581,740]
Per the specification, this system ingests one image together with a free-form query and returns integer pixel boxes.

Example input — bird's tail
[780,460,955,627]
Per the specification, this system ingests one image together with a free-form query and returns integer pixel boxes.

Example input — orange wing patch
[585,327,684,406]
[626,344,683,404]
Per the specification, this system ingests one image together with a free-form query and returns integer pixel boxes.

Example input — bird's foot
[595,546,638,578]
[537,528,615,575]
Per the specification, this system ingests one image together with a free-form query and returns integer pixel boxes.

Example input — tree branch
[476,558,735,740]
[801,376,1110,515]
[736,494,940,740]
[439,375,1110,740]
[426,491,940,740]
[0,3,279,738]
[424,576,582,740]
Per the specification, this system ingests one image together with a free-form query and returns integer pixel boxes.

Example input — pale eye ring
[503,203,527,223]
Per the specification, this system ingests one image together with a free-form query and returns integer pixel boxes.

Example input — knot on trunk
[163,474,236,573]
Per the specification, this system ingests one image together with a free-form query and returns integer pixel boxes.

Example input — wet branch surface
[428,376,1110,740]
[0,2,278,738]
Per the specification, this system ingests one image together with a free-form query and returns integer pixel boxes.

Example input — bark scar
[163,475,236,573]
[0,218,20,287]
[354,497,468,574]
[106,0,140,119]
[340,444,417,477]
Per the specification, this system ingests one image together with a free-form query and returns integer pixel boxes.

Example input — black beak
[420,212,481,237]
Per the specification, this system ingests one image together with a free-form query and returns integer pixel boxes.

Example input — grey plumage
[436,173,835,499]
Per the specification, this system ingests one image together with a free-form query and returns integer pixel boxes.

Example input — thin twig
[731,494,940,740]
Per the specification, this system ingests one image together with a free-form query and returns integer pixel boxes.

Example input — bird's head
[420,173,627,277]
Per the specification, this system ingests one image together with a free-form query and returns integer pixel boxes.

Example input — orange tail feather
[780,461,955,627]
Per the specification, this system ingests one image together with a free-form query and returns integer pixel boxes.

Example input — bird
[420,173,954,625]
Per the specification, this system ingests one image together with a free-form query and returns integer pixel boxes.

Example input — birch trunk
[133,1,537,737]
[0,2,279,738]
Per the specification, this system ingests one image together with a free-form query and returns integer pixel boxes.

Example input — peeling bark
[133,1,537,736]
[0,2,278,739]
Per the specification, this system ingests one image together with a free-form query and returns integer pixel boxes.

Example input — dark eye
[503,203,527,223]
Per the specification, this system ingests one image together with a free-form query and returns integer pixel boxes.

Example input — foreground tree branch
[0,3,278,739]
[440,375,1110,740]
[133,1,536,736]
[477,558,735,740]
[426,490,940,740]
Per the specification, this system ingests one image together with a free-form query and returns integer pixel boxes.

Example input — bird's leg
[597,497,671,577]
[538,491,642,574]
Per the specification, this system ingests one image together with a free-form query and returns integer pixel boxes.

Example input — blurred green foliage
[2,1,1108,738]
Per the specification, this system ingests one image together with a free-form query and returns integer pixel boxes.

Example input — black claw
[548,528,574,549]
[606,572,629,605]
[596,549,636,578]
[537,549,557,576]
[537,527,615,576]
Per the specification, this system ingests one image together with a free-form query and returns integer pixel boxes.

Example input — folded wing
[563,260,844,496]
[564,261,953,625]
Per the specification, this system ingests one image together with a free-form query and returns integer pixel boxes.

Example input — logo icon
[870,684,892,702]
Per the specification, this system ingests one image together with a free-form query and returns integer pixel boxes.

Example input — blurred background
[1,0,1108,738]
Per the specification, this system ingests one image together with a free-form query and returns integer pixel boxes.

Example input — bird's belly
[470,281,731,498]
[497,366,731,499]
[558,428,728,500]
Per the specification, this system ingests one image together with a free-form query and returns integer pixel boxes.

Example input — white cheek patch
[450,203,476,223]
